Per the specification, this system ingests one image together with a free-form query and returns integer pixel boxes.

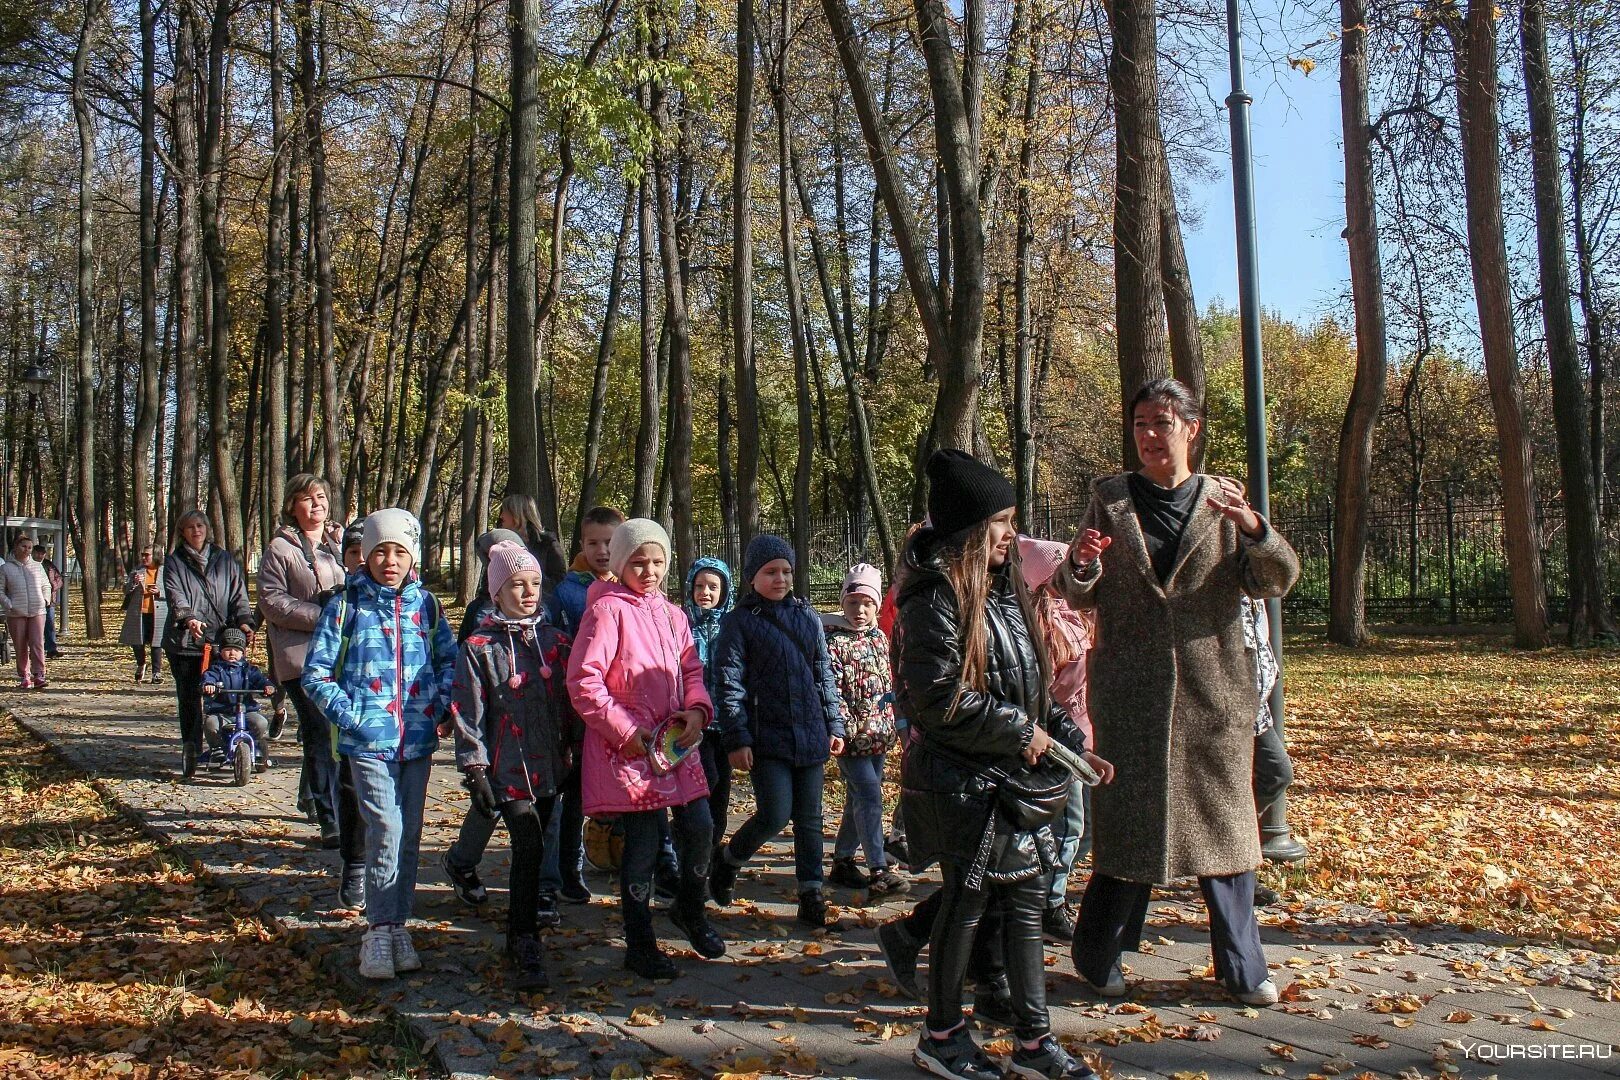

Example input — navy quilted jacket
[713,592,847,766]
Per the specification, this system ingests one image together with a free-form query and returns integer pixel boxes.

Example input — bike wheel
[232,740,252,786]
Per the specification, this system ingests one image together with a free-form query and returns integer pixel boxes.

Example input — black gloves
[464,767,499,819]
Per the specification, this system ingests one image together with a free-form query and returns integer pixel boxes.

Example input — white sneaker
[391,925,422,973]
[1236,978,1280,1006]
[1086,967,1128,998]
[358,927,396,980]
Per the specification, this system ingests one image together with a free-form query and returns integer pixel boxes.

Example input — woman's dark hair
[1130,377,1203,426]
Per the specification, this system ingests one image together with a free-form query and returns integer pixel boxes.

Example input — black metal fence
[699,486,1612,625]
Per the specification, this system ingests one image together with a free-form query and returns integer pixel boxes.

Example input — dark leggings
[700,739,731,847]
[168,652,206,752]
[134,613,162,677]
[503,797,556,938]
[621,798,713,950]
[928,860,1049,1041]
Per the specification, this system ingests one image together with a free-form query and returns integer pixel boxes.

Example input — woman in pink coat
[567,518,726,980]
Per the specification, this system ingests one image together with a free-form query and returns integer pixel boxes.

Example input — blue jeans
[1048,781,1091,908]
[833,754,887,870]
[726,758,825,891]
[621,798,712,949]
[44,606,56,654]
[349,754,432,927]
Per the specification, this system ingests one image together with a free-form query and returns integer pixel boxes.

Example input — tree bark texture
[506,0,542,504]
[73,0,106,633]
[732,0,761,546]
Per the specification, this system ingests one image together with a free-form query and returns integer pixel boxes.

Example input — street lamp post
[1224,0,1307,862]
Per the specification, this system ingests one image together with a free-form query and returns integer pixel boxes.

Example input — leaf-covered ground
[0,711,432,1079]
[1273,633,1620,951]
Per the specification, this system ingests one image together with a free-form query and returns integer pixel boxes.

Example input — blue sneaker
[913,1027,1000,1080]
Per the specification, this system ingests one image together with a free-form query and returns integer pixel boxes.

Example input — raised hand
[1071,528,1112,566]
[1206,489,1264,538]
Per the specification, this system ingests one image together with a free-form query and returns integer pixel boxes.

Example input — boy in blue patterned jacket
[303,508,457,981]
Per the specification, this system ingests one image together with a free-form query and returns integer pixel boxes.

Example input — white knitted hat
[609,518,672,579]
[362,507,423,564]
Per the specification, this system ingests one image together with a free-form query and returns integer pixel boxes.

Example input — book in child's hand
[647,715,698,776]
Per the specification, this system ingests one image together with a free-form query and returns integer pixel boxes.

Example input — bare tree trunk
[633,173,660,519]
[1450,2,1548,647]
[1522,0,1614,644]
[506,0,542,505]
[261,0,289,545]
[1012,15,1042,521]
[1328,0,1388,647]
[72,0,106,633]
[1111,0,1169,466]
[718,374,737,546]
[1568,20,1606,508]
[171,1,201,522]
[732,0,761,545]
[457,28,485,604]
[575,187,635,549]
[295,0,341,496]
[133,0,161,554]
[1159,157,1205,400]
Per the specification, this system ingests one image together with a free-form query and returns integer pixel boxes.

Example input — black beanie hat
[743,533,796,584]
[926,449,1017,540]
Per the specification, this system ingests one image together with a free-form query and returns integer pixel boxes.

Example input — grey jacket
[257,526,346,682]
[160,544,254,656]
[120,569,170,648]
[1055,473,1300,884]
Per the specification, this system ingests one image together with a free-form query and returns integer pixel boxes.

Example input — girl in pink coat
[567,518,727,979]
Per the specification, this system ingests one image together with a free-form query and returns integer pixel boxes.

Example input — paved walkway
[3,665,1617,1080]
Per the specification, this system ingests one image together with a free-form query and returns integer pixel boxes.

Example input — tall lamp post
[19,361,69,640]
[1224,0,1307,862]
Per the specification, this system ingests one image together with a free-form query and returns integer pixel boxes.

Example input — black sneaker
[708,855,739,906]
[560,878,592,904]
[669,909,726,959]
[885,837,911,866]
[441,851,489,906]
[797,890,828,929]
[269,710,287,741]
[318,817,341,851]
[877,917,924,1000]
[338,862,366,910]
[1006,1034,1095,1079]
[1253,882,1281,907]
[653,865,679,907]
[970,988,1016,1029]
[1042,901,1077,944]
[828,856,870,889]
[867,867,912,899]
[536,891,561,930]
[912,1027,1001,1080]
[507,933,549,991]
[254,755,271,774]
[624,945,678,981]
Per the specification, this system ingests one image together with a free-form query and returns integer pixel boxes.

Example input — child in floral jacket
[825,563,909,899]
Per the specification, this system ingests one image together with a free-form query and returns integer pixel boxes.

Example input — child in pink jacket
[566,518,726,979]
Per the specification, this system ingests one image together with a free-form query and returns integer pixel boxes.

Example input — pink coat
[1046,600,1095,749]
[566,578,713,816]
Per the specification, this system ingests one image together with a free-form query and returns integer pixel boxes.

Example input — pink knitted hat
[487,541,541,598]
[842,562,883,604]
[1018,536,1068,589]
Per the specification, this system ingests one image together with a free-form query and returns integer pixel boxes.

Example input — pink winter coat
[566,578,713,816]
[1045,598,1095,750]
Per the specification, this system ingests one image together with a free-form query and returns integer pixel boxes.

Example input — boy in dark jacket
[709,535,847,928]
[200,627,274,768]
[451,542,578,990]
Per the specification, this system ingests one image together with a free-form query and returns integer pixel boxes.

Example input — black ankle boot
[624,944,678,980]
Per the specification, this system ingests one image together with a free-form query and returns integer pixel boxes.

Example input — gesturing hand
[1071,528,1111,566]
[1206,490,1264,538]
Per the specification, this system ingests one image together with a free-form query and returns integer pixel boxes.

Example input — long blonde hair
[937,524,1051,714]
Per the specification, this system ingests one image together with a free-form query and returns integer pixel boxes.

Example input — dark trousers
[285,681,339,825]
[621,798,712,951]
[133,613,162,678]
[337,751,365,866]
[700,738,731,847]
[927,861,1049,1041]
[725,758,825,890]
[168,653,206,752]
[902,886,1001,991]
[1073,870,1268,993]
[502,797,555,938]
[1253,724,1294,815]
[44,606,57,654]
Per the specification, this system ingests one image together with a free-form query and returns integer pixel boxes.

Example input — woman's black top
[1128,472,1200,582]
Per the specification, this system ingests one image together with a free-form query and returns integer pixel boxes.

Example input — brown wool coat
[1055,473,1300,884]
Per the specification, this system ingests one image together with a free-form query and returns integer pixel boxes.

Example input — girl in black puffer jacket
[892,451,1109,1080]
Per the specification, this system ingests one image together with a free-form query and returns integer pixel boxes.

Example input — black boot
[796,889,829,929]
[708,853,739,906]
[507,933,549,991]
[624,944,678,980]
[669,907,726,960]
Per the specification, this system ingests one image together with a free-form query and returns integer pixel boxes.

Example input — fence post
[1445,481,1458,625]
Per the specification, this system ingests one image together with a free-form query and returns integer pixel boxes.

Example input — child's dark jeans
[620,798,713,950]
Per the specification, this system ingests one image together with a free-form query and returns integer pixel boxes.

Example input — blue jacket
[713,591,847,766]
[547,567,600,636]
[301,569,457,761]
[201,657,272,716]
[683,556,733,693]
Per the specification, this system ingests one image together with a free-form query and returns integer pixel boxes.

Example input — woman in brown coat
[1055,379,1299,1007]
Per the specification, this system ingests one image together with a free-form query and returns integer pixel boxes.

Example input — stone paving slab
[4,671,1619,1080]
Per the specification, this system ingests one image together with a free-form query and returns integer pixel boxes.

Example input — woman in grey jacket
[258,474,353,865]
[162,510,254,778]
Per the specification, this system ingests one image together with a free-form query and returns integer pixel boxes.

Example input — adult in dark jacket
[708,534,847,928]
[161,509,255,778]
[1056,379,1300,1008]
[892,450,1105,1080]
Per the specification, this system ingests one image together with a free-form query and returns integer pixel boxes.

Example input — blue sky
[1178,45,1351,326]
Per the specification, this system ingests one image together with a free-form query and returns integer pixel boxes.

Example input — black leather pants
[927,859,1049,1040]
